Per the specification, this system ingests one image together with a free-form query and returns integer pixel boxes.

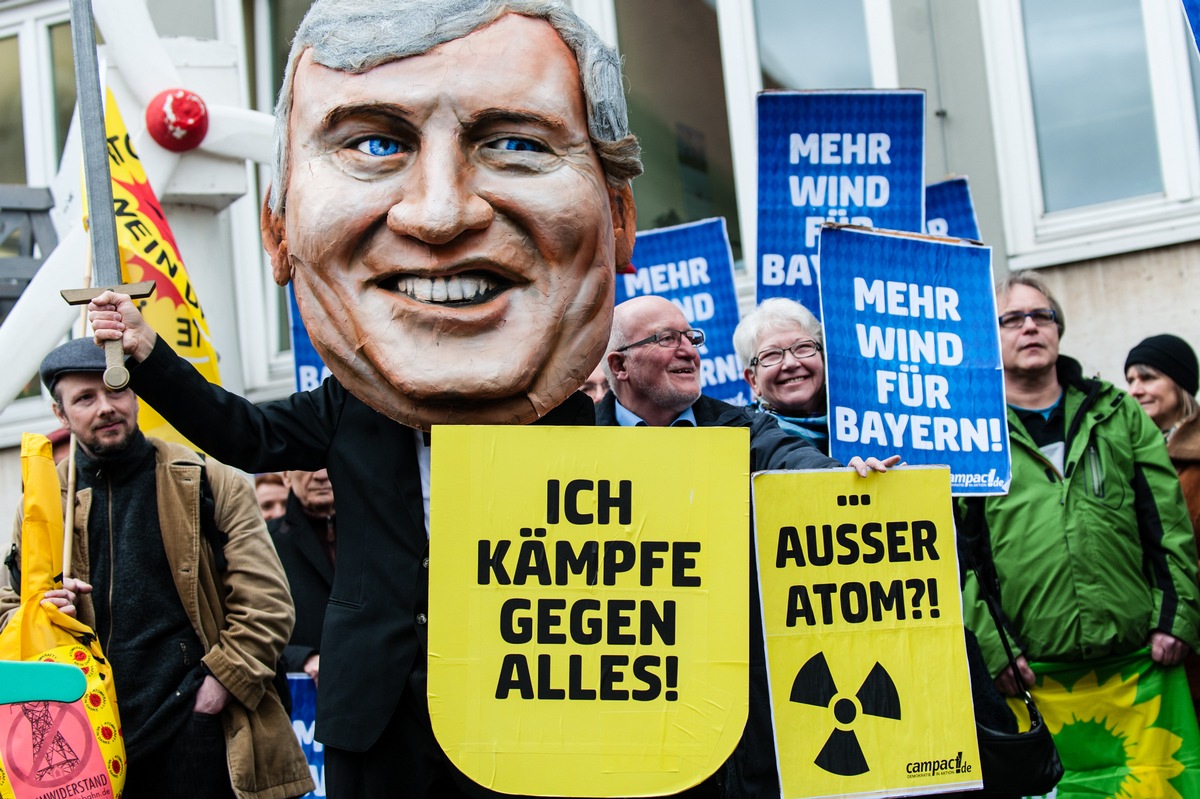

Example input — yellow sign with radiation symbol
[428,426,749,797]
[753,466,980,798]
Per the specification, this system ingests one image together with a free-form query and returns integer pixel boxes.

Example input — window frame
[0,1,71,187]
[720,0,897,283]
[980,0,1200,269]
[576,0,896,283]
[229,0,298,401]
[0,1,78,446]
[0,0,295,447]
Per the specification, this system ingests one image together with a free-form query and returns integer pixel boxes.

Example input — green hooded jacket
[963,357,1200,676]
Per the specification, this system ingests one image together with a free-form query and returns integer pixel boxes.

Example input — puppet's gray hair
[268,0,642,214]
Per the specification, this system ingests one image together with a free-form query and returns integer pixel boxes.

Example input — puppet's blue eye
[489,137,546,153]
[356,137,402,157]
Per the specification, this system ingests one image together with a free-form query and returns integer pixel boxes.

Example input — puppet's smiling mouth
[380,271,510,305]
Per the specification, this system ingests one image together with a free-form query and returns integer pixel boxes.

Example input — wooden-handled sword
[60,0,154,390]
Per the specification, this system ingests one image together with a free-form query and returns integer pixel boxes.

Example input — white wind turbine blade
[0,0,275,411]
[94,0,275,166]
[0,227,89,404]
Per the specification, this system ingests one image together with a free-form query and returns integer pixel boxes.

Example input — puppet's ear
[609,183,636,273]
[261,191,292,286]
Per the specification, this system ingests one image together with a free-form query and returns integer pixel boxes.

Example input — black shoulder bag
[964,542,1064,796]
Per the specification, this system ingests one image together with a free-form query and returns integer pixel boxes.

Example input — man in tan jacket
[0,338,312,799]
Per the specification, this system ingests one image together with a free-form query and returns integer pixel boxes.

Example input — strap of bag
[196,454,229,574]
[966,549,1023,679]
[958,499,1042,720]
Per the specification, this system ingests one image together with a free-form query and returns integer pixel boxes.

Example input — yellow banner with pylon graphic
[82,89,221,447]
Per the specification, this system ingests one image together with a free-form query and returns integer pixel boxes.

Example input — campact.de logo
[906,751,973,777]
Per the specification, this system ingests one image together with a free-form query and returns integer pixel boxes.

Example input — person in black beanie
[1126,332,1200,721]
[1125,334,1200,431]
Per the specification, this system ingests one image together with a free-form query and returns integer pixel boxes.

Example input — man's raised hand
[88,290,158,362]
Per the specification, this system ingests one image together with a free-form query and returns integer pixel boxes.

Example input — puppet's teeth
[395,273,500,303]
[411,278,434,301]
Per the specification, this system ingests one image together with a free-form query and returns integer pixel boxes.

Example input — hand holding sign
[819,226,1010,495]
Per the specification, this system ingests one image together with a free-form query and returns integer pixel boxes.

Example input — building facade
[0,0,1196,546]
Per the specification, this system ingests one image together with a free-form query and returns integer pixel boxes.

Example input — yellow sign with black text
[429,426,749,797]
[753,466,980,798]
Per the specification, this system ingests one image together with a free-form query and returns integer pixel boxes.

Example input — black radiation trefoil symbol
[789,652,901,776]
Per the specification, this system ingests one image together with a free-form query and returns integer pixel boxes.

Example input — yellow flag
[15,433,62,600]
[0,434,127,799]
[82,89,221,447]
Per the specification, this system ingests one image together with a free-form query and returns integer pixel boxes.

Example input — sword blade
[68,0,122,289]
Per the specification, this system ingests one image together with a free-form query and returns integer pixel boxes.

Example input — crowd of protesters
[0,0,1197,796]
[7,276,1199,799]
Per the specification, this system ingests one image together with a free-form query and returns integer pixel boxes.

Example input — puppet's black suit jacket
[131,337,593,752]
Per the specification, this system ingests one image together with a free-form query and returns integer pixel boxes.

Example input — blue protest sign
[925,176,981,241]
[287,285,331,392]
[756,90,925,316]
[1185,0,1200,56]
[619,218,748,404]
[288,674,325,798]
[819,226,1010,495]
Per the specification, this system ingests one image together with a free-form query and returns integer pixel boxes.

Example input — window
[248,0,322,359]
[47,20,75,161]
[0,3,76,435]
[0,35,26,185]
[981,0,1200,268]
[1023,0,1161,212]
[613,0,744,263]
[691,0,897,288]
[236,0,318,396]
[0,6,75,188]
[754,0,873,91]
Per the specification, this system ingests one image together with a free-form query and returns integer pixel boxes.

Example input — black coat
[269,492,335,673]
[131,337,593,753]
[595,392,840,471]
[596,390,841,797]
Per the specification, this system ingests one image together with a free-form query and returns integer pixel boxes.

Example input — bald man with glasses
[597,297,893,469]
[596,294,895,797]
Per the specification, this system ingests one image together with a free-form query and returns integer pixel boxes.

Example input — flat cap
[39,338,108,394]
